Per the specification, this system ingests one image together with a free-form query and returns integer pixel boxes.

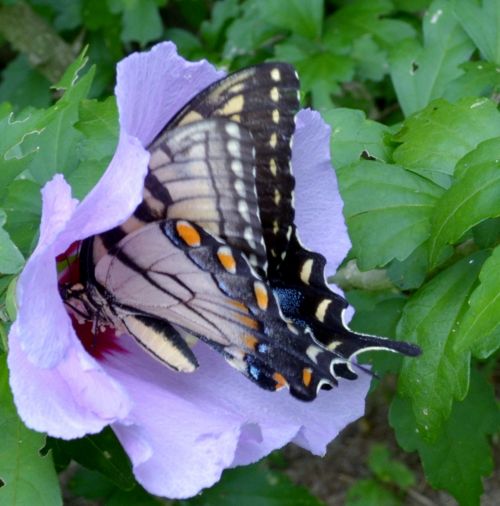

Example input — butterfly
[62,62,420,401]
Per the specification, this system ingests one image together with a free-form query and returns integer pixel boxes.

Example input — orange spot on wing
[229,299,249,313]
[176,221,201,247]
[217,249,236,273]
[237,314,260,330]
[253,282,269,311]
[273,372,287,390]
[302,368,313,387]
[244,335,259,350]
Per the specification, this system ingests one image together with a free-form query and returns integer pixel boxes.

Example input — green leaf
[396,252,488,439]
[324,108,391,169]
[444,61,500,102]
[274,40,354,108]
[428,138,500,267]
[0,210,24,275]
[454,245,500,359]
[2,179,42,257]
[223,0,280,60]
[472,217,500,248]
[338,160,443,269]
[0,103,56,199]
[453,0,500,64]
[367,444,415,490]
[259,0,324,40]
[390,371,499,506]
[200,0,240,49]
[119,0,164,46]
[348,290,408,376]
[325,0,416,50]
[387,242,429,290]
[389,0,475,116]
[0,355,62,505]
[392,98,500,186]
[5,276,17,322]
[75,97,118,161]
[179,463,324,506]
[345,479,401,506]
[48,427,135,491]
[0,55,51,112]
[24,65,95,185]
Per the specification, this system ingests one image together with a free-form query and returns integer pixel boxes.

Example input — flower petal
[15,133,149,368]
[103,337,370,498]
[8,321,132,438]
[292,109,351,277]
[116,41,225,146]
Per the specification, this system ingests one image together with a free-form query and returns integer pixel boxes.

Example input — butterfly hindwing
[93,219,346,400]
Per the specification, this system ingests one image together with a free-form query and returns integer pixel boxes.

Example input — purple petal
[292,109,351,277]
[103,336,370,498]
[15,134,149,368]
[116,41,224,146]
[8,324,132,438]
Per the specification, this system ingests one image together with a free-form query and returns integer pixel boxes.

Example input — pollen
[176,221,201,247]
[253,281,269,310]
[217,246,236,273]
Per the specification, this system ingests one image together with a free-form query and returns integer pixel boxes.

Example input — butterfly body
[62,62,419,401]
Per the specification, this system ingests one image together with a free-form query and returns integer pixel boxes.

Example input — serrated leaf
[396,252,487,439]
[0,355,62,505]
[453,0,500,64]
[345,478,401,506]
[367,444,415,490]
[389,0,475,116]
[338,160,443,269]
[390,371,499,506]
[324,108,391,169]
[178,463,324,506]
[53,46,89,92]
[428,139,500,267]
[444,61,500,102]
[454,245,500,359]
[392,98,500,186]
[24,65,95,184]
[258,0,323,40]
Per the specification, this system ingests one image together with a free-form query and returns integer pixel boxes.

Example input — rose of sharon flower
[8,42,369,498]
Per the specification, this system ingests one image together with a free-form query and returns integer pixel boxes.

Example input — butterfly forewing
[159,62,300,272]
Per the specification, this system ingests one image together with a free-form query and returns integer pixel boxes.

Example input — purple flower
[8,42,369,499]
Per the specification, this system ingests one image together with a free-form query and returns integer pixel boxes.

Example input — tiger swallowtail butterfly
[61,62,420,401]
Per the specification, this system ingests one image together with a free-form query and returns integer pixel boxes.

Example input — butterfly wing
[153,62,300,273]
[94,219,343,401]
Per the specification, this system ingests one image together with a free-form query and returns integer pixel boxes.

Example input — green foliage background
[0,1,499,505]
